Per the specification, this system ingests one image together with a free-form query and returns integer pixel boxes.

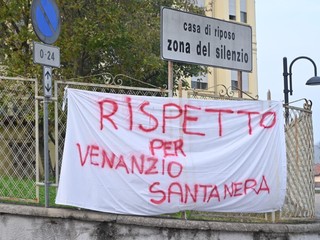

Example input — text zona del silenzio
[161,7,252,72]
[167,24,248,62]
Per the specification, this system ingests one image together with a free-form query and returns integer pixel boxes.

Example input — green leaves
[0,0,206,88]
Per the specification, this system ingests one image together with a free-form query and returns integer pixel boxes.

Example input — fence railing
[0,76,316,222]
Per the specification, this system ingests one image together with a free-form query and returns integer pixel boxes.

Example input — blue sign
[31,0,61,44]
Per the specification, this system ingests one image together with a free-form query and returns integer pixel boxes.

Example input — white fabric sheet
[56,88,286,215]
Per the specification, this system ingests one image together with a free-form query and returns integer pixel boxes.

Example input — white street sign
[33,41,60,68]
[161,7,252,72]
[43,66,52,97]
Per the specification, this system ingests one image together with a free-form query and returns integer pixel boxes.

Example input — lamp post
[283,56,320,123]
[283,56,320,106]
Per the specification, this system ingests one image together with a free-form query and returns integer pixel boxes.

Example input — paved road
[316,193,320,219]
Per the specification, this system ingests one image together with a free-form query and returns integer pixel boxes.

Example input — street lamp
[283,56,320,106]
[306,76,320,86]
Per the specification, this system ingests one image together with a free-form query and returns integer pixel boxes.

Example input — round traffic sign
[31,0,61,44]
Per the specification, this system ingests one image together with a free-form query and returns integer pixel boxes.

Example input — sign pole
[237,71,243,98]
[168,61,173,97]
[43,90,50,207]
[43,66,52,207]
[31,0,61,207]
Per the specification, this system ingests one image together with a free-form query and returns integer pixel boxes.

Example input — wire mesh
[0,77,38,202]
[281,104,315,219]
[0,76,313,221]
[53,81,315,221]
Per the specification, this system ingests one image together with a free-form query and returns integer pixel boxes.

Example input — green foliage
[0,0,38,77]
[0,0,206,88]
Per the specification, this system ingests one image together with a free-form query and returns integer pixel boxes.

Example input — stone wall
[0,204,319,240]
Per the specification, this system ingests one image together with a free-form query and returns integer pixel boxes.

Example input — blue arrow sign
[31,0,61,44]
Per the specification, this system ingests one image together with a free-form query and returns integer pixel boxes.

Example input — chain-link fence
[0,76,39,203]
[282,102,315,219]
[0,75,315,222]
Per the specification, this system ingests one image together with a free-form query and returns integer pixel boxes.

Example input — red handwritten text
[149,138,186,157]
[149,175,270,205]
[76,143,183,178]
[98,97,277,137]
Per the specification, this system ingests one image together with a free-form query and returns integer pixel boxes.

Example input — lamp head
[305,76,320,86]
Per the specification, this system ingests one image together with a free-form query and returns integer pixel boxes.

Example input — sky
[255,0,320,144]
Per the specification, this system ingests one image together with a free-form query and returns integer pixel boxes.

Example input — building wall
[191,0,258,99]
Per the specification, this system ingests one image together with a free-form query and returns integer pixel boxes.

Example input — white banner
[56,89,286,215]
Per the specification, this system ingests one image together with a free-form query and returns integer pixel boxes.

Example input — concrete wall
[0,204,319,240]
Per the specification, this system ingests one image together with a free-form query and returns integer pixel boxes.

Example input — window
[195,0,205,8]
[242,72,249,92]
[191,75,208,90]
[191,81,208,90]
[229,15,236,21]
[231,70,238,90]
[240,0,247,23]
[240,11,247,23]
[231,80,238,90]
[229,0,236,21]
[231,70,249,92]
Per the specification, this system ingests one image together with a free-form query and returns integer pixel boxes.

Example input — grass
[0,176,57,206]
[38,184,58,206]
